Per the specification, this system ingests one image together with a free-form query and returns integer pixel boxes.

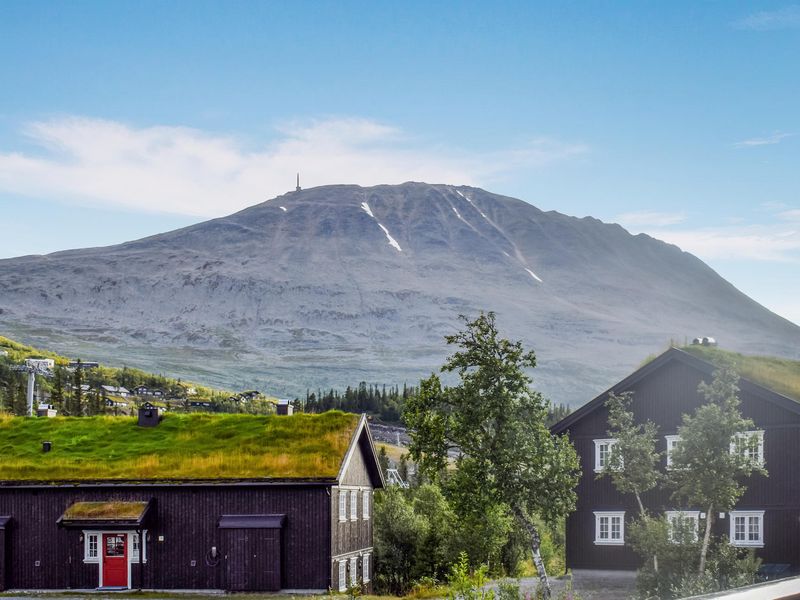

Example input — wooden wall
[563,355,800,570]
[331,436,376,592]
[0,484,331,591]
[0,525,6,591]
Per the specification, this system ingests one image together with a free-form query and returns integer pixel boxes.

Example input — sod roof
[682,345,800,402]
[0,411,360,483]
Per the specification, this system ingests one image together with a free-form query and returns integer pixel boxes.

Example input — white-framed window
[665,511,700,543]
[130,531,147,562]
[338,559,347,591]
[594,511,625,545]
[350,555,359,586]
[729,511,765,547]
[362,552,371,583]
[84,532,100,562]
[731,431,765,465]
[665,435,681,468]
[593,439,618,473]
[339,489,347,522]
[350,489,358,521]
[363,490,370,520]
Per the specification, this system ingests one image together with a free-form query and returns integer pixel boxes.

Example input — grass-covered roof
[0,411,360,483]
[682,345,800,402]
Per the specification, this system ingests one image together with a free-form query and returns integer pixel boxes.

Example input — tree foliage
[404,312,580,598]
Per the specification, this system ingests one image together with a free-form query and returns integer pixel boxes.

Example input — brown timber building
[0,411,384,593]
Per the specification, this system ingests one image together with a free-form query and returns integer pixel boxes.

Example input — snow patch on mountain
[280,206,287,212]
[378,223,403,252]
[361,202,375,218]
[525,268,543,283]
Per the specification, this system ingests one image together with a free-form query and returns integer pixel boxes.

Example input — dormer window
[593,439,618,473]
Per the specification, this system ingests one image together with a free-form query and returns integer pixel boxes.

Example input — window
[363,490,370,520]
[593,439,618,473]
[594,511,625,545]
[350,555,359,586]
[665,435,681,468]
[350,489,358,521]
[362,553,371,583]
[338,560,347,591]
[84,532,99,562]
[731,431,765,465]
[665,511,699,543]
[729,511,764,547]
[131,531,147,562]
[339,489,347,522]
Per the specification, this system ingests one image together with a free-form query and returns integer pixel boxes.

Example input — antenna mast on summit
[295,173,301,192]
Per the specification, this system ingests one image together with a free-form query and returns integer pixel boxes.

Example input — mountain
[1,182,798,405]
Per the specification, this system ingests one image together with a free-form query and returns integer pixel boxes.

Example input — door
[0,528,6,591]
[102,534,128,588]
[223,530,281,591]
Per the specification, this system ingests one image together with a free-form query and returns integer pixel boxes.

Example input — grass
[0,411,359,482]
[682,345,800,401]
[62,501,150,520]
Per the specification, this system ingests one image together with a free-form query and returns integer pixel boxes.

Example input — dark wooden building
[552,347,800,572]
[0,411,384,592]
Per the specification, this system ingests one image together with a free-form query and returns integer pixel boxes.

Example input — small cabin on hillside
[0,410,383,593]
[552,347,800,574]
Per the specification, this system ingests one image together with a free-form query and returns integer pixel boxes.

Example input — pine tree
[67,362,84,416]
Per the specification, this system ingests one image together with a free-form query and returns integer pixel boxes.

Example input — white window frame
[665,510,700,543]
[729,510,765,547]
[665,435,681,469]
[350,489,358,521]
[350,555,359,586]
[83,532,100,563]
[730,431,765,466]
[363,490,370,520]
[338,489,347,522]
[338,559,347,591]
[362,552,371,583]
[593,511,625,545]
[130,530,147,563]
[593,438,618,473]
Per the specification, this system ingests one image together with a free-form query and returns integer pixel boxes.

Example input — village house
[0,410,383,592]
[552,347,800,575]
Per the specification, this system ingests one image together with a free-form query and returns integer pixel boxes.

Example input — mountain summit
[1,182,797,404]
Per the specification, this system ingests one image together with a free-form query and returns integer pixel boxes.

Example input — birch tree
[404,312,580,599]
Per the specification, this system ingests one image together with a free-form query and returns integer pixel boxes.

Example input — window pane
[611,517,621,539]
[600,516,609,538]
[105,535,126,557]
[735,516,745,540]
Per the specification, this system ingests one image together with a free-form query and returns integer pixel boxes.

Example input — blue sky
[0,1,798,324]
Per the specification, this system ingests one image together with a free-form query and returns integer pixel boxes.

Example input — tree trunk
[514,509,551,599]
[699,505,714,575]
[634,492,658,573]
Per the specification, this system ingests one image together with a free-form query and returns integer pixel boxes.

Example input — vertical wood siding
[564,357,800,570]
[331,439,376,592]
[0,484,331,591]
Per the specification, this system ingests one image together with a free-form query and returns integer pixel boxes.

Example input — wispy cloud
[616,210,687,228]
[732,5,800,30]
[733,132,793,148]
[641,226,800,263]
[0,116,587,218]
[779,209,800,221]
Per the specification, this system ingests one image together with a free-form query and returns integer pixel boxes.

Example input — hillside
[1,182,798,406]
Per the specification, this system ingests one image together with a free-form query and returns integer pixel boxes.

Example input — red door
[102,534,128,588]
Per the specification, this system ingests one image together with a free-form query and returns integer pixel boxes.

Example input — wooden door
[224,530,281,591]
[102,534,128,588]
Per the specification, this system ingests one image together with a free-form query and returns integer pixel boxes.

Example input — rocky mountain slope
[1,182,797,405]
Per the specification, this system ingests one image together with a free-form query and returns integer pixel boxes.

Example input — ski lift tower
[11,358,54,417]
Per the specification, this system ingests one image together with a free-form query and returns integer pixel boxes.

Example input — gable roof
[338,413,386,489]
[0,411,370,485]
[551,347,800,435]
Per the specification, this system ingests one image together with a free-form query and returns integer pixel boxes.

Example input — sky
[0,1,798,325]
